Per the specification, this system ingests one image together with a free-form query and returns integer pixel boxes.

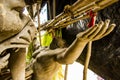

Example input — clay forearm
[56,38,87,64]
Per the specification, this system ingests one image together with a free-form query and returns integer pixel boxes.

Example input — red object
[88,10,97,27]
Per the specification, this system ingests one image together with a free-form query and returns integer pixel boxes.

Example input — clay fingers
[76,25,98,40]
[93,20,116,41]
[83,25,98,38]
[88,21,104,39]
[93,19,110,41]
[77,19,115,42]
[96,24,116,40]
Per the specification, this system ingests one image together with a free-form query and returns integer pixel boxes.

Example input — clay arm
[56,19,116,64]
[33,47,66,59]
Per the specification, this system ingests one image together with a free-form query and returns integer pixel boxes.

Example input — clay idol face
[0,0,26,42]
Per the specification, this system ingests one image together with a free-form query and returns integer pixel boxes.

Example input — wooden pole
[83,41,92,80]
[47,0,52,20]
[64,64,68,80]
[53,0,56,18]
[37,2,42,46]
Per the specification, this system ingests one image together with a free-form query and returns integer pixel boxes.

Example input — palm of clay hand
[77,19,116,43]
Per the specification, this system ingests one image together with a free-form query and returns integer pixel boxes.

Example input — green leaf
[41,32,53,47]
[26,42,34,64]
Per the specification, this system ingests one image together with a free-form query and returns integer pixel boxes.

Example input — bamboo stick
[53,3,96,28]
[54,15,89,29]
[55,0,118,27]
[40,0,118,31]
[54,4,97,28]
[40,12,67,30]
[73,3,96,17]
[71,0,96,11]
[37,0,42,46]
[40,0,95,30]
[94,0,118,12]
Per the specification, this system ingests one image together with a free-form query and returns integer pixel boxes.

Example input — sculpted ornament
[0,0,37,80]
